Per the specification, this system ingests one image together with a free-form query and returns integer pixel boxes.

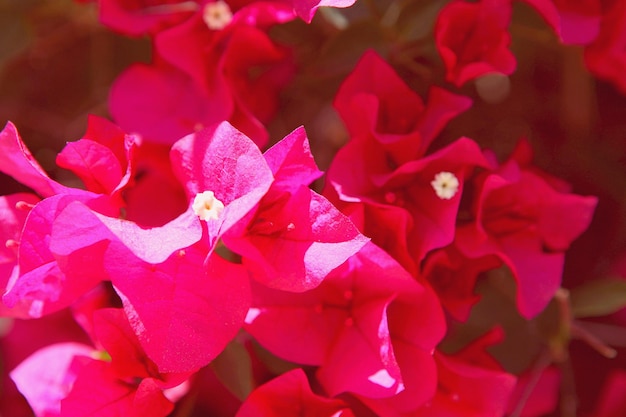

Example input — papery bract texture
[170,121,274,249]
[224,126,367,292]
[246,242,445,400]
[2,194,116,319]
[50,201,248,373]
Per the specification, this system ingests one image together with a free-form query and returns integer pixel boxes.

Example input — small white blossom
[192,191,225,221]
[431,171,460,200]
[202,1,233,30]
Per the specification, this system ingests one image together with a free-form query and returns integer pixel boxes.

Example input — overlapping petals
[453,142,597,318]
[235,368,355,416]
[434,0,516,87]
[245,242,445,400]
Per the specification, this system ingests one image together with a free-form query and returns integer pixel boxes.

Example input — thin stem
[570,320,618,359]
[508,348,553,417]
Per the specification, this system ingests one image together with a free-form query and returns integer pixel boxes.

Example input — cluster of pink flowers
[1,0,625,416]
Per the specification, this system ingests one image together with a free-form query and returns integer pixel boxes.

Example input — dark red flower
[435,0,516,87]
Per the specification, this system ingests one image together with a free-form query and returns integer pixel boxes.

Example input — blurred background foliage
[0,1,626,415]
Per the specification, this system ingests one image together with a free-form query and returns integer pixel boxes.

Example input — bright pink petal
[56,139,123,195]
[50,200,202,265]
[93,308,160,382]
[226,187,368,291]
[171,121,274,246]
[60,361,174,417]
[0,193,40,312]
[81,115,128,165]
[263,126,323,193]
[109,249,251,373]
[334,50,426,141]
[245,279,346,364]
[10,342,94,417]
[3,195,111,318]
[0,122,68,197]
[318,298,404,398]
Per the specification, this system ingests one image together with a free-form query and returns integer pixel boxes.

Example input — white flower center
[192,191,225,221]
[431,171,460,200]
[202,1,233,30]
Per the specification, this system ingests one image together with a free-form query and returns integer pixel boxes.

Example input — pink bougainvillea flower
[0,193,40,316]
[435,0,516,87]
[110,1,294,147]
[48,200,244,373]
[11,308,189,417]
[584,1,626,95]
[521,0,602,45]
[170,121,275,249]
[422,244,502,321]
[327,136,489,275]
[10,342,95,417]
[361,327,516,417]
[59,311,179,417]
[172,122,366,292]
[0,120,129,318]
[0,309,91,417]
[0,116,188,320]
[223,126,368,291]
[326,51,480,273]
[414,328,516,417]
[455,141,597,318]
[44,121,360,372]
[0,122,72,198]
[333,50,472,165]
[245,242,445,401]
[235,368,355,416]
[94,0,354,36]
